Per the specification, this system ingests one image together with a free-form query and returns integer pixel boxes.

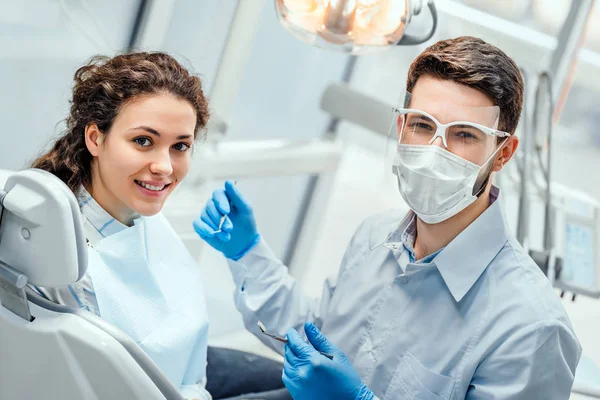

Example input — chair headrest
[0,169,12,188]
[0,169,87,287]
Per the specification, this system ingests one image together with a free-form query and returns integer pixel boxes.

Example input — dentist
[195,36,581,399]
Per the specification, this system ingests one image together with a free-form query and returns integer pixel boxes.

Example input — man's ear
[492,135,519,172]
[85,124,104,157]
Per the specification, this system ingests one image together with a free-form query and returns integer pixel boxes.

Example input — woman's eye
[134,137,152,147]
[173,142,191,152]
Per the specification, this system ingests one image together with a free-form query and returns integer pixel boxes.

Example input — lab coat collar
[367,208,415,252]
[433,186,511,302]
[372,186,510,302]
[77,186,128,238]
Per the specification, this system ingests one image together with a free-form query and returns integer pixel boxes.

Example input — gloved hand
[283,322,375,400]
[193,180,260,260]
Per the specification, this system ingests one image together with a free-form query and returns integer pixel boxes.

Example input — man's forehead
[409,75,495,107]
[408,96,499,128]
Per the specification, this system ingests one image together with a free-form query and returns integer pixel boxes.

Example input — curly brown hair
[407,36,524,135]
[31,52,210,193]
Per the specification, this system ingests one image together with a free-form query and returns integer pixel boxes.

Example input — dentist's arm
[194,180,347,354]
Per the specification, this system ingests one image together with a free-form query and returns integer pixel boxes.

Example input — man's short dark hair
[407,36,524,135]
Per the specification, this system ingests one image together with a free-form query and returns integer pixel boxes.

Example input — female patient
[30,51,288,400]
[31,52,212,399]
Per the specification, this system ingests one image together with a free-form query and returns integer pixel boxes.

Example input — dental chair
[0,169,183,400]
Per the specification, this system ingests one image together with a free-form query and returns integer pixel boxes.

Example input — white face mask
[392,144,498,224]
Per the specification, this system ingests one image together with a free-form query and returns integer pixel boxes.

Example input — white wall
[0,0,141,170]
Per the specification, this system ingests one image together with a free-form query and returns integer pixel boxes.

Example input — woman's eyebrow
[130,126,193,140]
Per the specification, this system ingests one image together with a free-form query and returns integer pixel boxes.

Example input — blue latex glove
[193,180,260,260]
[283,322,375,400]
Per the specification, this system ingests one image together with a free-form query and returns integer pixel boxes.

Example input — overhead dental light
[275,0,438,54]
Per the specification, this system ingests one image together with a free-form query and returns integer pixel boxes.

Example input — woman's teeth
[136,181,167,191]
